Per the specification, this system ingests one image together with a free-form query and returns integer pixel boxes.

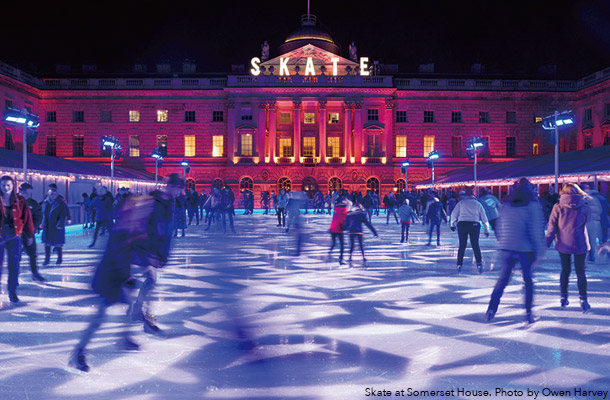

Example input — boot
[56,248,63,265]
[31,258,45,282]
[69,348,89,372]
[580,297,591,313]
[477,263,483,274]
[43,246,51,266]
[485,307,496,322]
[526,312,535,324]
[560,296,569,308]
[143,313,161,335]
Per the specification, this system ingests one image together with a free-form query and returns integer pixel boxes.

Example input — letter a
[305,57,316,76]
[331,57,339,76]
[250,57,261,76]
[280,58,290,76]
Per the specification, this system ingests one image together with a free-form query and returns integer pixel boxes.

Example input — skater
[545,183,592,312]
[450,186,490,273]
[174,191,187,237]
[479,188,501,231]
[89,186,114,248]
[41,185,68,266]
[328,199,348,264]
[0,176,35,303]
[204,187,222,231]
[19,183,45,281]
[271,190,278,215]
[261,191,270,215]
[426,195,447,246]
[398,199,417,243]
[221,186,236,234]
[486,178,545,324]
[277,189,288,227]
[187,188,200,225]
[384,192,399,224]
[343,202,378,265]
[78,192,93,229]
[286,191,306,255]
[362,191,374,222]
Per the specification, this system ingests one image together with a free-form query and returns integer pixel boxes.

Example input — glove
[450,226,456,232]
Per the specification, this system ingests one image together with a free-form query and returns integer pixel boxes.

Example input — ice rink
[1,211,609,400]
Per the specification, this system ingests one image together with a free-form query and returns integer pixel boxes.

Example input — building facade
[2,14,609,200]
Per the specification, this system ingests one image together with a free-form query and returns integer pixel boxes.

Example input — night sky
[4,0,610,78]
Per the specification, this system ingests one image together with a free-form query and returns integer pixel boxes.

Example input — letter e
[360,57,370,76]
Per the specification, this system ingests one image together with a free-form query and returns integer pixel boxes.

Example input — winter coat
[277,193,289,208]
[131,191,175,268]
[188,191,200,209]
[343,209,377,235]
[0,194,34,239]
[496,200,546,258]
[426,199,447,224]
[26,198,43,232]
[450,196,490,233]
[362,194,373,209]
[223,189,235,210]
[398,204,416,223]
[174,195,187,229]
[41,197,68,245]
[92,193,114,221]
[204,190,222,209]
[330,205,348,233]
[546,193,591,254]
[479,194,501,221]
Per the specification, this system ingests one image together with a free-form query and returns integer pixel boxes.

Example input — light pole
[3,108,39,183]
[102,136,121,193]
[466,137,485,197]
[542,110,575,191]
[152,147,164,188]
[427,150,439,190]
[180,159,190,180]
[401,159,410,191]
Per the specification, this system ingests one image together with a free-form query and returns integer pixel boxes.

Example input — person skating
[221,186,236,234]
[450,186,490,273]
[486,178,546,324]
[398,199,417,243]
[89,186,114,248]
[41,185,68,265]
[426,195,447,246]
[19,183,45,281]
[328,199,348,264]
[343,202,378,265]
[479,188,501,231]
[545,183,592,313]
[277,189,288,227]
[0,176,35,303]
[174,191,187,237]
[384,192,399,224]
[204,187,222,231]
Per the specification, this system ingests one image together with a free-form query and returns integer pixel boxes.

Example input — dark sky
[4,0,610,78]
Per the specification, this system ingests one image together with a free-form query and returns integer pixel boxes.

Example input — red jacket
[1,195,35,239]
[330,205,348,233]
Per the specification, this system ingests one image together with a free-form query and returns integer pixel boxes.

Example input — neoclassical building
[1,13,609,199]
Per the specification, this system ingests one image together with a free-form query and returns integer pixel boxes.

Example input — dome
[278,15,341,55]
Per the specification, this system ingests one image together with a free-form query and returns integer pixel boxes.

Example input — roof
[415,146,610,188]
[0,148,156,182]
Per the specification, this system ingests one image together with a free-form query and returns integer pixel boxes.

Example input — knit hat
[48,183,58,191]
[19,183,33,191]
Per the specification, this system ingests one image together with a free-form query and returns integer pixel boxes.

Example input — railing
[38,77,228,90]
[277,157,293,164]
[327,157,343,164]
[237,157,255,164]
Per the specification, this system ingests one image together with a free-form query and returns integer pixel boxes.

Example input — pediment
[236,123,257,130]
[363,121,386,130]
[260,44,358,76]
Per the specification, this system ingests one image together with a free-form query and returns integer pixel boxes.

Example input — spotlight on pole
[151,147,164,187]
[101,135,121,193]
[467,137,485,196]
[426,150,439,189]
[181,158,191,178]
[401,158,410,191]
[541,110,576,191]
[3,107,41,182]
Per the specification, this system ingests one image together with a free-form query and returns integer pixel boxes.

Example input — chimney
[418,62,434,73]
[182,59,196,73]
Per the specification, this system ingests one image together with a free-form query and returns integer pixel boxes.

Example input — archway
[301,177,318,198]
[366,177,380,194]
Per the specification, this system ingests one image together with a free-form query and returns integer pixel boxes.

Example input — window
[327,137,340,157]
[396,179,406,192]
[212,135,224,157]
[280,112,291,124]
[157,135,168,156]
[396,111,408,123]
[73,135,84,157]
[366,177,380,194]
[5,99,13,110]
[424,111,434,123]
[604,132,610,146]
[73,111,84,122]
[328,113,340,124]
[583,133,592,149]
[534,116,543,124]
[423,135,435,156]
[129,135,140,157]
[367,135,380,156]
[185,135,196,156]
[482,136,490,156]
[451,111,462,123]
[5,129,14,150]
[100,110,112,122]
[157,110,168,122]
[46,135,57,156]
[605,103,610,118]
[212,111,224,122]
[24,105,32,114]
[479,111,490,123]
[367,109,379,121]
[278,177,291,192]
[506,111,517,124]
[533,142,540,156]
[212,179,224,189]
[303,137,315,157]
[328,177,342,193]
[506,137,516,157]
[241,108,252,121]
[240,177,253,192]
[583,108,592,122]
[185,110,196,122]
[396,136,407,157]
[129,110,140,122]
[46,111,57,122]
[185,178,196,191]
[452,136,462,157]
[241,134,252,156]
[304,113,315,124]
[279,138,292,157]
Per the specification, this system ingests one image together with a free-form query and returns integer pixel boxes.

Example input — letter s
[250,57,261,76]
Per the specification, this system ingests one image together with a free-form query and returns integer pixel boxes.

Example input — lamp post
[151,147,164,188]
[102,136,121,193]
[401,159,410,191]
[542,110,575,191]
[180,159,190,180]
[426,150,440,190]
[467,137,485,197]
[3,108,39,183]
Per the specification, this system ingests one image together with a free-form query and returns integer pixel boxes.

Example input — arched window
[328,177,342,193]
[366,177,380,194]
[240,177,253,192]
[212,178,224,189]
[302,177,318,198]
[185,178,196,191]
[396,178,406,192]
[278,177,291,192]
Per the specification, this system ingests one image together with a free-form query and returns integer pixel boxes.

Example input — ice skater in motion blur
[328,198,348,264]
[343,201,378,266]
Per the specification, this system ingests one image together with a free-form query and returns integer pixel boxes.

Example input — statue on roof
[349,42,358,62]
[261,41,270,61]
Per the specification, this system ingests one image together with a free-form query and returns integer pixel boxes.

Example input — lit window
[185,110,196,122]
[304,113,315,124]
[212,111,224,122]
[367,109,379,121]
[280,112,291,124]
[396,111,407,123]
[241,134,252,156]
[72,135,84,157]
[129,135,140,157]
[157,110,168,122]
[303,137,315,157]
[532,142,540,156]
[279,138,292,157]
[184,135,196,156]
[157,135,168,156]
[424,111,434,123]
[129,110,140,122]
[396,136,407,157]
[328,113,340,124]
[423,135,435,156]
[534,116,543,123]
[212,135,223,157]
[327,137,340,157]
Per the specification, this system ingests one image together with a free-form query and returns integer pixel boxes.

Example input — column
[226,101,236,164]
[343,101,352,162]
[385,98,394,165]
[318,100,327,163]
[354,101,363,164]
[257,101,267,162]
[293,99,301,163]
[269,102,276,162]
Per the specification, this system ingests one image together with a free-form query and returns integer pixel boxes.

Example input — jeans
[386,208,399,224]
[277,207,285,226]
[92,219,113,243]
[401,223,410,241]
[0,235,22,295]
[76,295,133,351]
[21,233,37,272]
[329,232,344,259]
[488,251,534,313]
[428,222,441,244]
[457,221,482,265]
[559,252,587,298]
[188,207,199,225]
[349,234,365,259]
[222,209,235,232]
